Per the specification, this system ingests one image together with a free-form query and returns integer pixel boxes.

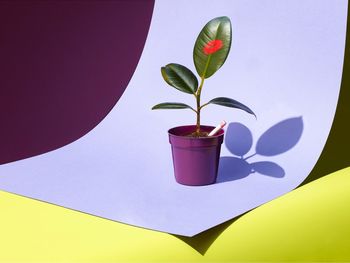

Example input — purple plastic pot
[168,125,224,186]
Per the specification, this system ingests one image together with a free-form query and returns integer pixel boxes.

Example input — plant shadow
[174,117,304,254]
[217,117,304,183]
[172,24,350,247]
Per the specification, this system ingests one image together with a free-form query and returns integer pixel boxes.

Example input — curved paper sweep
[0,0,347,236]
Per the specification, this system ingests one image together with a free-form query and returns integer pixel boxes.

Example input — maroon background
[0,1,154,164]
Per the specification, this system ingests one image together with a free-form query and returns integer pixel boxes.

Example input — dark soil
[186,131,209,137]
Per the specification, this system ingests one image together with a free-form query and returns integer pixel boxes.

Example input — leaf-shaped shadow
[217,157,252,183]
[256,117,303,156]
[225,122,253,157]
[251,161,285,178]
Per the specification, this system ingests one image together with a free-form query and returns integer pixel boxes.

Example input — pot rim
[168,124,224,140]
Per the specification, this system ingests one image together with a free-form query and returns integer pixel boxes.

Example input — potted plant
[152,16,255,186]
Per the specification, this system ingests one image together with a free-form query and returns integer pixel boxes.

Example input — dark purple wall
[0,1,154,164]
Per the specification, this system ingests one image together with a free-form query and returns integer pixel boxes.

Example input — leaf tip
[219,16,231,21]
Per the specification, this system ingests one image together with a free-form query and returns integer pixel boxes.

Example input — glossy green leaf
[161,63,198,94]
[152,102,195,111]
[193,16,232,79]
[207,97,256,117]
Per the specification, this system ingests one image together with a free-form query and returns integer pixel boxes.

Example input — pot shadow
[173,117,304,255]
[218,117,304,183]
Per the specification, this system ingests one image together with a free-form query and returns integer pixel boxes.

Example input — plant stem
[196,97,201,134]
[195,54,212,135]
[199,101,210,110]
[195,76,205,135]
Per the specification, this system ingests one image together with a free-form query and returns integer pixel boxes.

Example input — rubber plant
[152,16,255,136]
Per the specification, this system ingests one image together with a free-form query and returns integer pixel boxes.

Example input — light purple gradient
[0,0,347,236]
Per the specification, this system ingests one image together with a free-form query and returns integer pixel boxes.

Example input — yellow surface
[1,167,350,262]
